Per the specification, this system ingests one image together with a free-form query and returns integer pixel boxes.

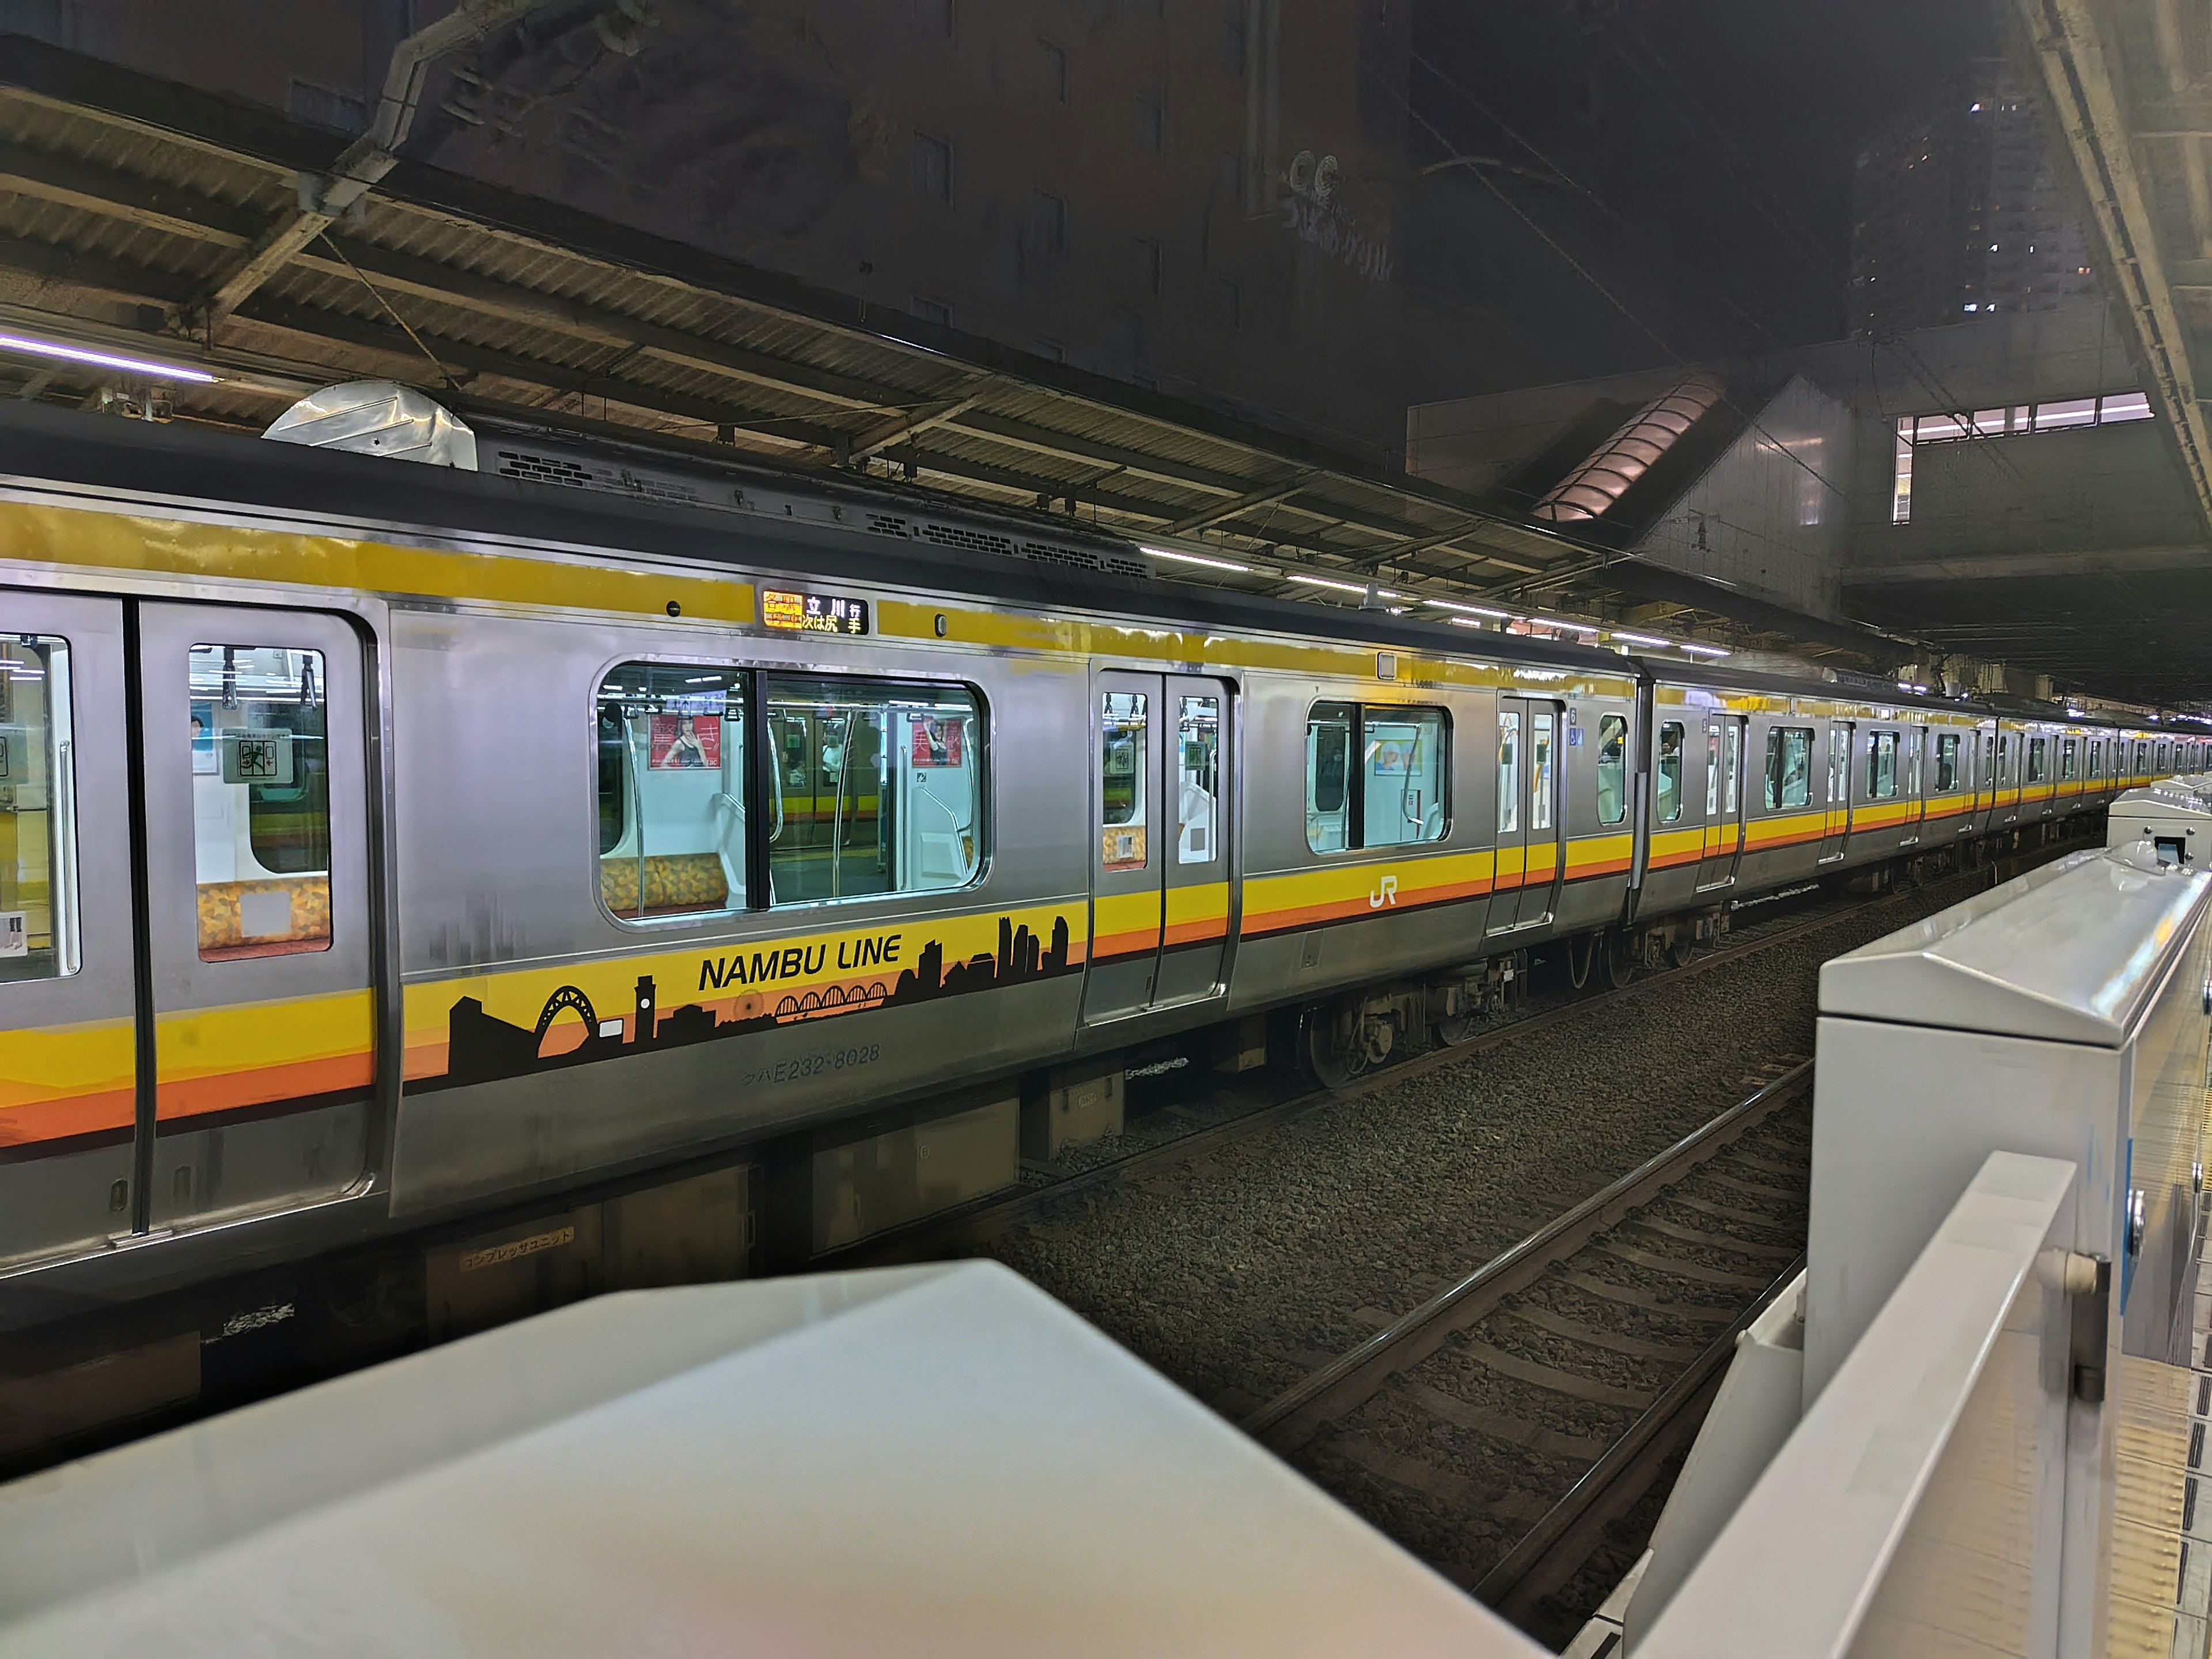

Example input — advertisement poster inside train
[910,719,965,767]
[649,712,720,770]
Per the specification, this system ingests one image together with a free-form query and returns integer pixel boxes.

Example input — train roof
[0,398,1627,680]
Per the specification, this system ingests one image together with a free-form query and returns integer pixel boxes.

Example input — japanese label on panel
[763,588,870,635]
[222,730,293,785]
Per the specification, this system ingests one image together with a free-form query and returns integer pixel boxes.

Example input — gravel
[982,872,2000,1422]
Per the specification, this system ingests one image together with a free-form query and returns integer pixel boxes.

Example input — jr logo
[1369,874,1399,910]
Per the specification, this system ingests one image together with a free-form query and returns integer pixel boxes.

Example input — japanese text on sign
[763,588,871,636]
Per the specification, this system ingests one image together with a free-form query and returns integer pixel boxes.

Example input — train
[0,391,2188,1459]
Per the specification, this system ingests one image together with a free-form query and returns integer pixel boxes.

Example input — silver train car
[0,402,2175,1455]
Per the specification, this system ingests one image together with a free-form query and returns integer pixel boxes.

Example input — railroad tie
[1403,1382,1613,1461]
[1594,1239,1775,1290]
[1555,1268,1738,1319]
[1696,1167,1805,1205]
[1667,1191,1797,1229]
[1502,1303,1703,1363]
[1723,1150,1809,1180]
[1457,1339,1657,1410]
[1624,1213,1800,1262]
[1321,1437,1476,1505]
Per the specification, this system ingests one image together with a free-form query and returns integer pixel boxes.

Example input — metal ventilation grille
[494,449,703,506]
[923,522,1016,557]
[867,513,915,538]
[869,511,1141,576]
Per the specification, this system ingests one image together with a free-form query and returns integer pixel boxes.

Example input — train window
[0,636,78,982]
[1306,702,1353,853]
[1176,695,1220,865]
[2028,738,2047,782]
[1365,707,1448,848]
[1596,714,1628,825]
[1308,702,1447,852]
[1100,691,1149,872]
[2158,740,2171,771]
[1529,713,1555,833]
[1764,726,1812,809]
[2060,738,2077,781]
[764,676,980,903]
[597,662,748,921]
[1656,722,1684,822]
[1705,725,1720,815]
[190,644,332,960]
[1497,710,1520,835]
[1934,733,1959,792]
[1865,730,1898,800]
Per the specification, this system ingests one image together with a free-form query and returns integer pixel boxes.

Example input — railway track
[824,842,2061,1272]
[1242,1062,1812,1644]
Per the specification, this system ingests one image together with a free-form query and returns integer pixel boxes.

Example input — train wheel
[1668,935,1696,969]
[1602,929,1637,990]
[1298,1002,1368,1090]
[1431,1010,1479,1046]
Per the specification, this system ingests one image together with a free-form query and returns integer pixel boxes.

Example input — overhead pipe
[200,0,553,327]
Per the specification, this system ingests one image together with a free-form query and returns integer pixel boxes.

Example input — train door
[0,593,137,1264]
[1695,715,1745,891]
[1818,720,1853,862]
[1084,671,1233,1024]
[1488,696,1560,930]
[134,605,376,1231]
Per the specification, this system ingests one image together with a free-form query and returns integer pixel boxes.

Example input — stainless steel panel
[810,1092,1018,1253]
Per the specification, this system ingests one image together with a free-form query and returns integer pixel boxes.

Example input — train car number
[744,1044,882,1087]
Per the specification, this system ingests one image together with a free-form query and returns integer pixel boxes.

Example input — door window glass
[1176,695,1219,865]
[1724,725,1741,813]
[1364,707,1448,848]
[190,644,332,959]
[1656,722,1684,822]
[1866,730,1899,800]
[1100,690,1148,869]
[1305,702,1353,853]
[1529,713,1555,833]
[1706,725,1720,815]
[2028,737,2047,781]
[772,676,980,903]
[1934,732,1959,791]
[596,662,747,921]
[1766,726,1812,808]
[0,635,77,982]
[1596,714,1627,825]
[2061,738,2077,781]
[1497,710,1520,834]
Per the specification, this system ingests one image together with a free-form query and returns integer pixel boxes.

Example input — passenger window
[769,676,980,902]
[597,662,747,921]
[1934,733,1958,792]
[1596,714,1627,825]
[1305,702,1353,852]
[2028,737,2047,782]
[191,644,332,960]
[1763,726,1812,809]
[0,635,78,981]
[1656,722,1684,822]
[1497,710,1520,834]
[1364,707,1448,848]
[1866,730,1898,800]
[1176,695,1220,865]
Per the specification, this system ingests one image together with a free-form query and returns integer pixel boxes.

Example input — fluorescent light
[1609,630,1673,649]
[1445,616,1486,629]
[1287,573,1396,597]
[1142,546,1253,574]
[1678,642,1730,658]
[0,330,219,384]
[1527,615,1600,635]
[1425,597,1512,619]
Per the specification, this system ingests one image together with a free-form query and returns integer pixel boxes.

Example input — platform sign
[763,588,870,637]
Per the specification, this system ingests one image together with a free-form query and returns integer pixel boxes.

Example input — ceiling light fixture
[1287,573,1393,597]
[1678,642,1730,658]
[1142,546,1253,574]
[1527,615,1600,635]
[1609,631,1674,649]
[1425,597,1512,619]
[0,330,219,384]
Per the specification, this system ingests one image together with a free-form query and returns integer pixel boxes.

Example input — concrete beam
[1844,543,2212,585]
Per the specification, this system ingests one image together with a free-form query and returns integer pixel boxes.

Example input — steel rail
[1238,1062,1812,1439]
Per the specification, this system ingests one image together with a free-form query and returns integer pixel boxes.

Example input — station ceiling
[0,37,1921,677]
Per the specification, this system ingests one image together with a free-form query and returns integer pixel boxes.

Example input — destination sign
[763,587,870,636]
